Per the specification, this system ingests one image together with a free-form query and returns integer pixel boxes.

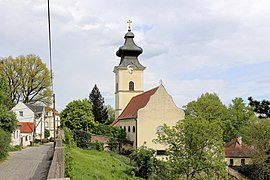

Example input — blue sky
[1,0,270,110]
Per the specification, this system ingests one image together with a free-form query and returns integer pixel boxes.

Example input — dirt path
[0,143,54,180]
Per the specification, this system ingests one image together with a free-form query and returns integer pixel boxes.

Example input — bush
[65,147,74,178]
[89,142,104,151]
[73,130,91,149]
[9,145,22,152]
[93,124,126,139]
[44,129,50,138]
[63,127,75,148]
[0,128,11,160]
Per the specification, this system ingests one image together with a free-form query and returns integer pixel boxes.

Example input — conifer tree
[89,84,108,124]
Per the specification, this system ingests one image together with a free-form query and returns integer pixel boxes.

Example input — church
[112,25,185,153]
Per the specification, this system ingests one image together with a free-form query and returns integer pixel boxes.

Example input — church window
[133,126,135,133]
[128,126,130,132]
[129,81,134,91]
[124,126,126,131]
[156,126,164,134]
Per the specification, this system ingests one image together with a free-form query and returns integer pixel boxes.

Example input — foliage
[0,54,52,105]
[248,96,270,118]
[66,147,142,179]
[227,97,255,140]
[8,145,22,152]
[154,118,227,179]
[0,76,13,109]
[60,99,96,132]
[129,145,160,179]
[44,129,50,139]
[93,124,126,139]
[0,104,17,133]
[89,142,104,151]
[63,127,75,148]
[0,128,11,160]
[64,147,74,178]
[73,129,91,149]
[89,84,108,124]
[240,118,270,179]
[105,104,115,125]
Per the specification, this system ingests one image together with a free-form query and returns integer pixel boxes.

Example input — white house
[10,123,21,146]
[44,106,60,138]
[12,102,46,141]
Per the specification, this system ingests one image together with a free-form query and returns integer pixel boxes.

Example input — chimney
[238,137,242,146]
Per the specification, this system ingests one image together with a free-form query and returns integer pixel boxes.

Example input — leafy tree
[93,124,126,139]
[60,99,96,132]
[227,97,255,140]
[0,128,11,160]
[240,119,270,179]
[0,104,17,133]
[129,145,159,179]
[155,118,227,179]
[0,54,52,105]
[105,104,115,125]
[184,93,231,141]
[89,84,108,124]
[0,76,13,109]
[73,130,91,149]
[248,96,270,118]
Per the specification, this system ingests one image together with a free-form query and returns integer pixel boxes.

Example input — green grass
[67,148,142,180]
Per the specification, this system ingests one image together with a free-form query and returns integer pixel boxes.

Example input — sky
[1,0,270,111]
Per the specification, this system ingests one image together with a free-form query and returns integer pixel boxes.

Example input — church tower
[114,24,145,118]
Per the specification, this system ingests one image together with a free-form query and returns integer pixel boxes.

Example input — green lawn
[67,148,142,180]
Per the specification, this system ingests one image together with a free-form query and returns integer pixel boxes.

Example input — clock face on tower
[127,66,134,74]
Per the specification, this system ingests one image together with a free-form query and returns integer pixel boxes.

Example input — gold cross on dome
[127,19,132,30]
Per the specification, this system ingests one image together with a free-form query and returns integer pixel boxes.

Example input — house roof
[45,106,59,115]
[25,103,44,113]
[17,122,34,133]
[112,86,159,125]
[224,137,253,158]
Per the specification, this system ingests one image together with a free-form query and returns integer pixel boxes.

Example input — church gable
[111,86,158,125]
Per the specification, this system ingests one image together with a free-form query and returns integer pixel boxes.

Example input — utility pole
[53,93,56,143]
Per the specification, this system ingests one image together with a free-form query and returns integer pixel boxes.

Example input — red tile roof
[111,86,159,125]
[17,122,34,133]
[224,138,252,158]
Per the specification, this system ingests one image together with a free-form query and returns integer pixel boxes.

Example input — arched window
[133,126,135,133]
[128,126,130,132]
[124,126,126,132]
[129,81,134,91]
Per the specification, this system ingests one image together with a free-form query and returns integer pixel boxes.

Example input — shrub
[73,130,91,149]
[65,147,74,178]
[63,127,75,148]
[9,145,22,152]
[0,128,11,160]
[89,142,104,151]
[44,129,50,139]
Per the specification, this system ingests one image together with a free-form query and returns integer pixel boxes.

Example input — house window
[241,159,245,165]
[133,126,135,133]
[19,111,23,117]
[129,81,134,91]
[230,159,234,166]
[128,126,130,132]
[157,150,166,156]
[25,136,28,141]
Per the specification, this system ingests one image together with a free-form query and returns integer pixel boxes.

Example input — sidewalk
[0,143,54,180]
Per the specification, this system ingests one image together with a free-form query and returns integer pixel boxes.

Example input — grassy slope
[70,148,142,180]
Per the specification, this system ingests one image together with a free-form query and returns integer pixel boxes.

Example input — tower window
[129,81,134,91]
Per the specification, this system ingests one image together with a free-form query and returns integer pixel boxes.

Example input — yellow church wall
[114,67,144,118]
[225,157,252,166]
[137,85,185,150]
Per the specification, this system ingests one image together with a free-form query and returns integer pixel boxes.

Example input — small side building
[224,137,253,166]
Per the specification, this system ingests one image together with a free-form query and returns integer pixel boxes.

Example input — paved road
[0,143,54,180]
